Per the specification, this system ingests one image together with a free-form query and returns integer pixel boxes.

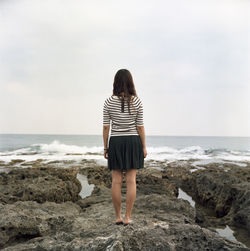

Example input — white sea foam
[36,140,103,154]
[0,140,103,156]
[0,140,249,164]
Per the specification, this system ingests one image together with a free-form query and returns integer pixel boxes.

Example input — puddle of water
[192,159,224,167]
[190,168,198,173]
[189,166,206,173]
[177,188,195,207]
[95,159,107,166]
[149,166,164,171]
[216,225,237,242]
[77,173,95,199]
[225,161,247,167]
[196,204,249,248]
[192,159,247,168]
[195,166,206,170]
[0,167,11,173]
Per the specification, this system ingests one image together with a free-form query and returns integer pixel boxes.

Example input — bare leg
[111,170,123,222]
[124,169,137,224]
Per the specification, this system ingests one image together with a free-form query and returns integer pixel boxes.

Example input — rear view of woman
[103,69,147,226]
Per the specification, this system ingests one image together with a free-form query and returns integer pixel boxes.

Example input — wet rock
[136,168,178,197]
[19,159,44,166]
[230,184,250,232]
[195,206,208,225]
[162,161,192,187]
[178,163,250,235]
[9,159,25,165]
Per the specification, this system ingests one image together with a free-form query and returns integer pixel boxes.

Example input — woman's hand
[104,149,108,159]
[143,147,147,158]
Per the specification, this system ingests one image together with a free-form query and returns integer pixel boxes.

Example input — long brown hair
[112,69,137,114]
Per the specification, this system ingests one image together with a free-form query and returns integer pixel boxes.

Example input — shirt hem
[110,134,139,137]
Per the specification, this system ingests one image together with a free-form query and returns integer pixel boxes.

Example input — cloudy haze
[0,0,249,136]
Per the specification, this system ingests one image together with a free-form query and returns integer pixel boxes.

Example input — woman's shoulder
[132,95,143,104]
[104,95,113,101]
[104,95,116,106]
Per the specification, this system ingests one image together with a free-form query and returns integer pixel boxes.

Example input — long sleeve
[136,99,144,126]
[103,100,111,125]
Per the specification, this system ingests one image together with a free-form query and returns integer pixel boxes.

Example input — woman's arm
[103,125,110,159]
[136,126,147,158]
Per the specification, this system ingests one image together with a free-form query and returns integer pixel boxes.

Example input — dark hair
[112,69,137,114]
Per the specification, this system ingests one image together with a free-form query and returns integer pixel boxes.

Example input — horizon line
[0,133,249,138]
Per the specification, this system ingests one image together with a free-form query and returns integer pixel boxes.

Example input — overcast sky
[0,0,249,136]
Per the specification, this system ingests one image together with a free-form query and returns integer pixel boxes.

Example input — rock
[9,159,25,164]
[230,183,250,232]
[0,166,82,204]
[135,168,178,197]
[162,161,192,187]
[0,164,248,250]
[79,165,112,188]
[195,206,208,225]
[177,163,250,235]
[79,165,178,197]
[1,187,247,250]
[0,200,81,248]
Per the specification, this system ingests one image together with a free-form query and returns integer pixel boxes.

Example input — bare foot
[123,218,133,225]
[115,218,123,224]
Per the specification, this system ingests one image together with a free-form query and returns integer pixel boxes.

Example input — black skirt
[107,135,144,172]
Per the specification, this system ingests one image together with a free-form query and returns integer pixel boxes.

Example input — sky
[0,0,249,136]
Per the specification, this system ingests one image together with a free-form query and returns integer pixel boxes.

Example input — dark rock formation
[179,164,250,234]
[162,161,250,243]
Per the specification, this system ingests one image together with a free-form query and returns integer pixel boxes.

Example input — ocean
[0,134,250,165]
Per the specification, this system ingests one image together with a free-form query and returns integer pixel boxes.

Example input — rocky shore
[0,159,249,250]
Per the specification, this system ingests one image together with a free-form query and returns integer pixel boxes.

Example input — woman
[103,69,147,226]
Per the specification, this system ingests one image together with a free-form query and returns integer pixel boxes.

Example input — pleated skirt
[107,135,144,172]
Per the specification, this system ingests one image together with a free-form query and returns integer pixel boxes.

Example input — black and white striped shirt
[103,95,144,136]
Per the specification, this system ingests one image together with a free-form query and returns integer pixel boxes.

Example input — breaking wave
[0,140,249,163]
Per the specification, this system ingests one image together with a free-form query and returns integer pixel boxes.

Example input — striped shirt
[103,95,144,136]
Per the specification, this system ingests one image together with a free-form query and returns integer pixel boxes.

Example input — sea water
[0,134,249,164]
